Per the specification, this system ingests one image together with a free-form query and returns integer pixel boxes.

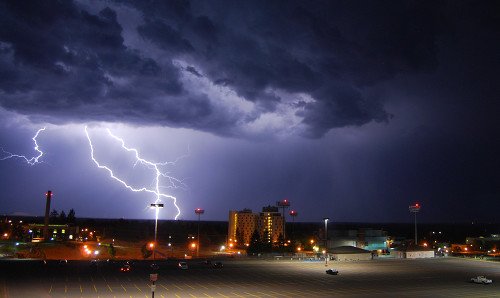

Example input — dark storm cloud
[0,0,497,138]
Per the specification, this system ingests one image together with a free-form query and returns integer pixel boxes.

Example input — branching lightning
[0,127,46,165]
[85,126,184,219]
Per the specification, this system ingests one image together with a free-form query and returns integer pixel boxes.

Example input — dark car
[178,261,188,270]
[326,269,338,275]
[213,261,223,268]
[120,264,131,272]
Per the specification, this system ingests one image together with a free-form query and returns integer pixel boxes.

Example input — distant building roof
[329,246,371,254]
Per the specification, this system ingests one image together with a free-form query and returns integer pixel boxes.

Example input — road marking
[175,294,181,298]
[268,291,288,297]
[160,284,169,291]
[134,284,142,292]
[121,284,127,292]
[217,293,230,298]
[244,292,261,297]
[231,292,246,298]
[197,283,209,289]
[209,282,222,289]
[80,285,83,293]
[65,285,67,293]
[48,285,52,294]
[189,294,197,298]
[108,284,113,292]
[202,293,214,298]
[185,283,195,290]
[256,292,275,297]
[172,284,183,290]
[94,284,98,292]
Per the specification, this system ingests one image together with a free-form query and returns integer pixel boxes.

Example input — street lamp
[276,199,290,240]
[195,208,204,257]
[289,210,298,243]
[150,203,164,262]
[409,203,421,245]
[323,218,329,267]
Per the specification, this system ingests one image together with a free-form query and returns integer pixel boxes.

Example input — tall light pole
[289,210,297,243]
[323,218,329,267]
[150,203,164,262]
[43,190,52,241]
[276,199,290,241]
[195,208,204,257]
[409,203,421,245]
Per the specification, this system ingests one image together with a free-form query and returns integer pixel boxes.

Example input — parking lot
[0,257,498,297]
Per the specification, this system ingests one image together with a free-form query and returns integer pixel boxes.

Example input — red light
[416,203,419,207]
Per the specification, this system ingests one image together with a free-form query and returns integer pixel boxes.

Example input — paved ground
[0,257,498,297]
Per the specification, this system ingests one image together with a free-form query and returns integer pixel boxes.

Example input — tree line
[49,209,76,224]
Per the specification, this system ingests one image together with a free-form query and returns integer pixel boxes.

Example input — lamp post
[323,217,329,267]
[289,210,297,243]
[195,208,204,257]
[43,190,52,241]
[150,203,164,262]
[276,199,290,241]
[409,203,421,245]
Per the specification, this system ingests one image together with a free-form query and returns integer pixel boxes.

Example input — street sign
[150,273,158,282]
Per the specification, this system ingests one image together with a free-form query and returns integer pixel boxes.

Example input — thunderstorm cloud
[0,0,448,138]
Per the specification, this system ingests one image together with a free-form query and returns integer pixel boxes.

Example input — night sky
[0,1,499,223]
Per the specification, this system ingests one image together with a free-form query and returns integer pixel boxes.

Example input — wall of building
[406,251,434,259]
[331,253,372,261]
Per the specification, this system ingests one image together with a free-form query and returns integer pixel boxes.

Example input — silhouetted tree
[67,209,76,224]
[108,244,116,258]
[59,210,66,223]
[50,209,59,223]
[247,229,262,254]
[141,244,152,259]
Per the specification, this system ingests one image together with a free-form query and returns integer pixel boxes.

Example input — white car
[470,276,492,284]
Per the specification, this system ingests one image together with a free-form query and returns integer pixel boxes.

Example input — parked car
[470,276,492,284]
[326,269,339,275]
[178,261,188,270]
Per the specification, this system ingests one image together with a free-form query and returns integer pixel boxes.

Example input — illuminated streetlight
[289,210,298,243]
[276,199,290,241]
[409,203,421,245]
[323,218,329,267]
[150,203,164,262]
[195,208,205,257]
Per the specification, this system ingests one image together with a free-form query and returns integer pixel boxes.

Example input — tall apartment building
[228,209,258,246]
[228,206,284,246]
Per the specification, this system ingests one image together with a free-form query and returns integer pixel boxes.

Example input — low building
[328,228,389,251]
[27,223,79,242]
[390,246,435,259]
[329,246,373,261]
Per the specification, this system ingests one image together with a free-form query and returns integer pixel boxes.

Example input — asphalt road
[0,257,498,297]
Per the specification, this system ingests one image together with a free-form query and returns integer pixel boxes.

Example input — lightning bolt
[0,127,46,165]
[84,126,184,219]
